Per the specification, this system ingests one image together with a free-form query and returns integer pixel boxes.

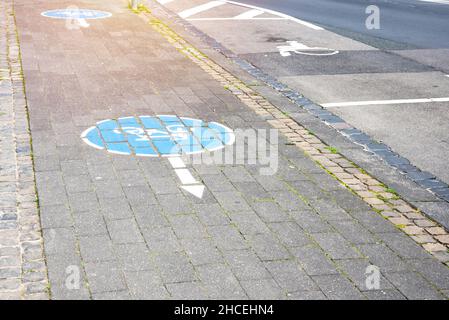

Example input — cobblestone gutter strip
[134,7,449,266]
[0,0,49,299]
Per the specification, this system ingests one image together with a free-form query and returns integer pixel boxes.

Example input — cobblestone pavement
[2,0,449,299]
[0,0,48,299]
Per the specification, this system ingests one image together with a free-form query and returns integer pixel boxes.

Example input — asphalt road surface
[237,0,449,50]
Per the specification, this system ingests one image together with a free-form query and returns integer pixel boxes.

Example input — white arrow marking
[181,185,205,198]
[168,157,205,198]
[277,41,339,57]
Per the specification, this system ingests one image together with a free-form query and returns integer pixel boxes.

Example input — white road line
[179,1,226,19]
[222,0,324,30]
[175,168,199,185]
[168,156,186,168]
[233,9,264,19]
[168,157,205,198]
[157,0,176,4]
[419,0,449,5]
[322,97,449,108]
[187,17,287,21]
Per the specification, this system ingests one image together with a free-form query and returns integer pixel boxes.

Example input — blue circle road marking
[81,115,235,157]
[41,9,112,20]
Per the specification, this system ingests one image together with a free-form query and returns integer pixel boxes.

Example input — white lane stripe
[222,0,323,30]
[174,168,199,185]
[168,157,186,168]
[187,17,287,21]
[419,0,449,5]
[179,1,226,18]
[322,97,449,108]
[158,0,175,4]
[233,9,264,19]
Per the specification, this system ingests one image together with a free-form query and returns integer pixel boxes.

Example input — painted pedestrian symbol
[81,115,235,198]
[41,9,112,20]
[277,41,339,57]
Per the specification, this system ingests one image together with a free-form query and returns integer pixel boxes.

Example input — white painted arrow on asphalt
[168,157,205,198]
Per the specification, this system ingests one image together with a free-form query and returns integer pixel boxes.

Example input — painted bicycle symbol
[117,125,190,141]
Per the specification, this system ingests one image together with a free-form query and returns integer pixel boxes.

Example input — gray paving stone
[114,243,154,272]
[265,260,317,292]
[201,173,236,192]
[222,166,255,183]
[385,271,445,300]
[291,245,338,276]
[377,232,433,260]
[132,204,169,228]
[43,228,77,255]
[100,198,133,221]
[73,210,108,236]
[268,221,311,248]
[180,237,223,266]
[363,289,407,300]
[328,219,378,244]
[63,175,93,194]
[312,233,362,260]
[68,192,98,213]
[169,214,208,239]
[250,201,291,222]
[40,205,72,229]
[79,235,115,263]
[406,258,449,290]
[116,170,148,187]
[287,290,327,300]
[212,190,252,212]
[358,243,410,272]
[232,181,271,202]
[271,190,309,211]
[166,282,209,299]
[84,261,127,294]
[92,290,131,300]
[124,270,169,299]
[142,226,182,252]
[289,209,333,234]
[350,210,398,234]
[123,185,157,207]
[153,251,197,284]
[223,249,271,280]
[107,218,144,244]
[197,263,248,299]
[148,176,180,195]
[308,198,352,221]
[194,203,230,226]
[327,190,373,212]
[240,278,285,299]
[208,225,248,251]
[157,194,194,215]
[94,179,125,199]
[248,233,291,261]
[312,274,366,300]
[253,175,286,191]
[228,211,269,235]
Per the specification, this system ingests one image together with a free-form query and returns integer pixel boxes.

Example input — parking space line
[157,0,176,4]
[419,0,449,5]
[179,1,226,18]
[187,17,287,21]
[223,0,324,30]
[233,9,264,19]
[322,97,449,108]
